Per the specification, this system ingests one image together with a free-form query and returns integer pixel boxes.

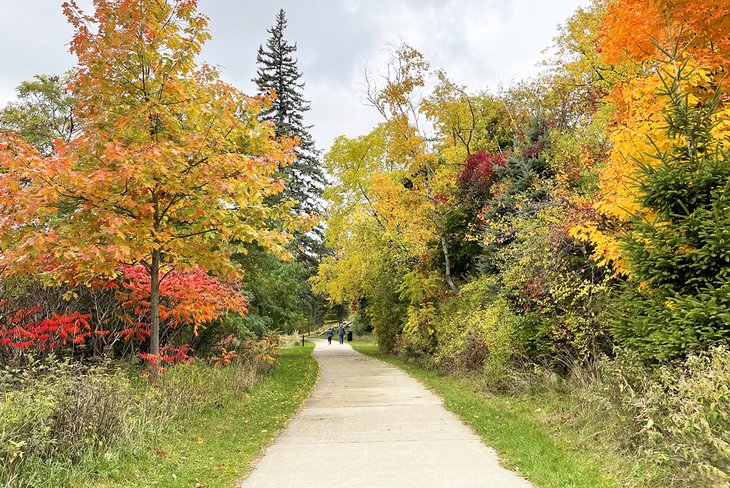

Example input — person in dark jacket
[326,327,334,345]
[337,324,345,344]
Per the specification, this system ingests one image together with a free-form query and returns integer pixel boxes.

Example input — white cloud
[0,0,589,153]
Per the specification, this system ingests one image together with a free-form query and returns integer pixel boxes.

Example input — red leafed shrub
[211,334,239,367]
[138,344,195,376]
[0,306,98,353]
[116,265,248,340]
[457,151,506,203]
[212,347,238,367]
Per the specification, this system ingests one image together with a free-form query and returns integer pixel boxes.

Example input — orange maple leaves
[571,0,730,273]
[0,0,303,365]
[601,0,730,71]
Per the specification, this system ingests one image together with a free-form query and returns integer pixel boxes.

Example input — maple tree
[601,0,730,73]
[571,0,730,273]
[0,0,304,377]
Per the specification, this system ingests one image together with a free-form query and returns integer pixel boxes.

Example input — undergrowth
[0,342,304,488]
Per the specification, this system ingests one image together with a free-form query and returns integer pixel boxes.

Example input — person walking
[337,324,345,344]
[326,327,334,345]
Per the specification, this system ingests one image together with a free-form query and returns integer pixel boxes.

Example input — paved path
[239,339,531,487]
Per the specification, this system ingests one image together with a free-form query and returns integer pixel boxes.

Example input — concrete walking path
[239,339,532,487]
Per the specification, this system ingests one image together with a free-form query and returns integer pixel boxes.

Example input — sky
[0,0,589,153]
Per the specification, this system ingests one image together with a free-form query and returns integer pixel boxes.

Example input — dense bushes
[430,279,521,379]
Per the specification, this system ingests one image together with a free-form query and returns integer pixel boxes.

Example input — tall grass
[0,356,274,488]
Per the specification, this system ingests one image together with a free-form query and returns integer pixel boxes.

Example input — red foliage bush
[0,306,99,352]
[457,151,506,203]
[116,265,248,341]
[138,344,195,375]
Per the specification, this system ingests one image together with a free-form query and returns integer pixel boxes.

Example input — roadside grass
[94,342,318,488]
[350,340,626,488]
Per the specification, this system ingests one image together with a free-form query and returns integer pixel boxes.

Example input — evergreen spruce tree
[245,9,328,332]
[254,9,325,263]
[613,60,730,361]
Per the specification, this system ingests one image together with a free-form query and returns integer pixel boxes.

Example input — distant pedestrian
[346,326,353,342]
[338,324,345,344]
[326,327,334,345]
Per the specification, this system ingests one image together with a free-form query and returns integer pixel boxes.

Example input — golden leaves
[0,0,299,289]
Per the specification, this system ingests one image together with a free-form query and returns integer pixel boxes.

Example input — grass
[94,342,318,488]
[350,340,623,488]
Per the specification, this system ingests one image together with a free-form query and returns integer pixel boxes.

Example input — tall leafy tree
[0,0,302,377]
[0,74,75,156]
[254,9,325,261]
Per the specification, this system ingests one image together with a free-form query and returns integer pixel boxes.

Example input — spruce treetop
[254,8,326,261]
[255,9,311,146]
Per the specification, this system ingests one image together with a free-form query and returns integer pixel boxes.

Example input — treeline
[314,0,729,485]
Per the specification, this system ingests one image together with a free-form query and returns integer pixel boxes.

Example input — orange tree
[572,0,730,271]
[0,0,304,374]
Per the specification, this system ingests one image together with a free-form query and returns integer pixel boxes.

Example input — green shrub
[427,278,525,387]
[369,283,407,353]
[350,298,373,335]
[575,347,730,486]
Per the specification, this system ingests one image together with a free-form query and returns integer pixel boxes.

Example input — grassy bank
[1,343,317,488]
[350,340,632,488]
[96,342,318,487]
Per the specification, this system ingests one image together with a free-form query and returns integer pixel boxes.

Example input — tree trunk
[148,247,161,382]
[422,173,459,294]
[440,235,458,292]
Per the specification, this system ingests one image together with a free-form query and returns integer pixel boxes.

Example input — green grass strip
[96,342,318,488]
[350,340,619,488]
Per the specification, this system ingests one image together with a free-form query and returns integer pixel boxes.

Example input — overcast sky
[0,0,588,152]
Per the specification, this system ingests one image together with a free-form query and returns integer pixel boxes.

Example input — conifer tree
[614,60,730,361]
[254,9,325,262]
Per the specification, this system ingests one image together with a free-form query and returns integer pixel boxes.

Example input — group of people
[326,323,353,344]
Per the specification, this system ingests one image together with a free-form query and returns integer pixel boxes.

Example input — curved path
[239,339,531,487]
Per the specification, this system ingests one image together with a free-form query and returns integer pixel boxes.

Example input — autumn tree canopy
[0,0,305,370]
